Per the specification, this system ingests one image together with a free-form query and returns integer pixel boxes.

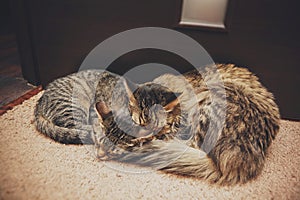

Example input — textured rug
[0,92,299,200]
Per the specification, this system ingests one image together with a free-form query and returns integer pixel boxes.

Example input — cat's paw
[96,148,110,161]
[95,136,129,160]
[95,137,115,160]
[131,136,154,147]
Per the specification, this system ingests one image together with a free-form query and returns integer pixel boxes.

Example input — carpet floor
[0,92,299,200]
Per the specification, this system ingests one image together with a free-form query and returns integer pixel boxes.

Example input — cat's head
[96,80,181,134]
[125,81,181,128]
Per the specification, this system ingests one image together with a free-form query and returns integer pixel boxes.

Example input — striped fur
[97,64,280,185]
[35,64,280,185]
[34,70,123,144]
[35,69,177,145]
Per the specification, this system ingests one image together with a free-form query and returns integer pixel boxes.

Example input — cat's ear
[164,92,181,112]
[123,78,138,106]
[96,101,112,120]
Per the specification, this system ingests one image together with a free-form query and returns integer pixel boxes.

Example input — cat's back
[36,69,117,116]
[45,70,103,94]
[34,69,116,144]
[215,64,279,117]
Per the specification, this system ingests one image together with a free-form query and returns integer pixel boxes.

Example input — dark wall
[11,0,300,119]
[0,0,12,34]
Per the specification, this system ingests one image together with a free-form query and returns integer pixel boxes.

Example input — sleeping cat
[34,69,178,144]
[94,63,280,186]
[35,63,280,185]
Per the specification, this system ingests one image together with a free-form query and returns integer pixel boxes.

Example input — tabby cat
[34,69,178,144]
[35,69,118,144]
[94,64,280,186]
[35,64,280,186]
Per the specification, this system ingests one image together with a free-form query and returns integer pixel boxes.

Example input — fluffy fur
[34,70,126,144]
[34,64,280,185]
[96,64,280,186]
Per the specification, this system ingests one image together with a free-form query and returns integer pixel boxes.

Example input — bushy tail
[117,140,222,184]
[34,109,94,144]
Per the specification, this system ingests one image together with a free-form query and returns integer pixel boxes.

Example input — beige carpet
[0,92,299,200]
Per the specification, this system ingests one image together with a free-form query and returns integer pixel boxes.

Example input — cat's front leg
[95,136,116,160]
[95,136,132,161]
